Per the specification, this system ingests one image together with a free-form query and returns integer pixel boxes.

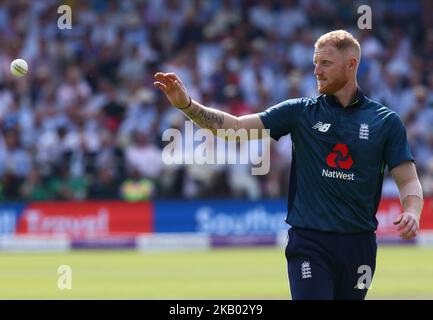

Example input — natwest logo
[326,143,353,169]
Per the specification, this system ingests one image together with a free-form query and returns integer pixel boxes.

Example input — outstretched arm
[390,161,424,240]
[153,72,266,139]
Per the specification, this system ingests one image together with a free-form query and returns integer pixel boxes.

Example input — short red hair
[315,30,361,60]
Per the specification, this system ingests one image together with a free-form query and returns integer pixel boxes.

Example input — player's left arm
[390,161,424,240]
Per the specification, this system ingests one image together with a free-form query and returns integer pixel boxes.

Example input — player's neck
[333,81,358,108]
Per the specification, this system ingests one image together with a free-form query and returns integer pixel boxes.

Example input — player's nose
[314,64,322,76]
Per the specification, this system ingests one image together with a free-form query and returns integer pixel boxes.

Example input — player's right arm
[153,72,266,140]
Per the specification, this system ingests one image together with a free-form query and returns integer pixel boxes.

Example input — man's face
[313,45,348,94]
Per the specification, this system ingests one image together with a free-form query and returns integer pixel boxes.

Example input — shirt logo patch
[326,143,353,169]
[359,123,369,140]
[301,261,312,279]
[312,121,331,132]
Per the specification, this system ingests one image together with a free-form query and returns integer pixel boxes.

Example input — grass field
[0,246,432,299]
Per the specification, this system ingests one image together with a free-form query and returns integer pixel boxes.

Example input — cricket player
[153,30,424,300]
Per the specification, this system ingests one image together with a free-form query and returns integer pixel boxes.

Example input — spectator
[0,128,32,178]
[125,130,162,180]
[48,164,88,201]
[56,65,92,110]
[20,168,52,201]
[88,167,121,200]
[120,168,155,202]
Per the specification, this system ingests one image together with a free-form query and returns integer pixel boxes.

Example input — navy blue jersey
[259,90,414,233]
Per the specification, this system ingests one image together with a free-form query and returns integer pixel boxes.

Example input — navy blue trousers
[285,227,377,300]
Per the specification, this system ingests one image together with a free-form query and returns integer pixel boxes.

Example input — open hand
[153,72,190,109]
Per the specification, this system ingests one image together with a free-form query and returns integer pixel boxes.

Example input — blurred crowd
[0,0,432,201]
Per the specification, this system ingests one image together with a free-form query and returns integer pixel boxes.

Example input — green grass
[0,246,432,299]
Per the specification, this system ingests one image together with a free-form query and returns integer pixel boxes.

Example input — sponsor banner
[154,200,287,235]
[276,230,289,248]
[210,235,276,248]
[377,236,416,245]
[0,203,27,235]
[419,198,433,230]
[136,233,210,251]
[72,236,136,249]
[417,230,433,246]
[16,202,153,238]
[0,235,70,252]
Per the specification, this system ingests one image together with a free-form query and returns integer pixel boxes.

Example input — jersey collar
[324,88,366,109]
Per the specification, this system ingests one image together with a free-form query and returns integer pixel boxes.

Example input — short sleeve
[258,98,305,141]
[384,114,415,171]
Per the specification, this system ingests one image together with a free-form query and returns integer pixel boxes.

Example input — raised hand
[153,72,190,109]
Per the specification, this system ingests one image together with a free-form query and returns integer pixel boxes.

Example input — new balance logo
[301,261,312,279]
[312,121,331,132]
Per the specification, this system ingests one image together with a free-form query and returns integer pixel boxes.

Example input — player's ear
[342,49,355,70]
[347,57,357,71]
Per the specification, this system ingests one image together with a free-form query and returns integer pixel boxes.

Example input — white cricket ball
[10,58,28,77]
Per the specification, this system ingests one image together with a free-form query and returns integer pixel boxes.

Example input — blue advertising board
[0,203,27,235]
[154,200,287,235]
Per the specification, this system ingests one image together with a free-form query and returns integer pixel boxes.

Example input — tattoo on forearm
[184,105,224,131]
